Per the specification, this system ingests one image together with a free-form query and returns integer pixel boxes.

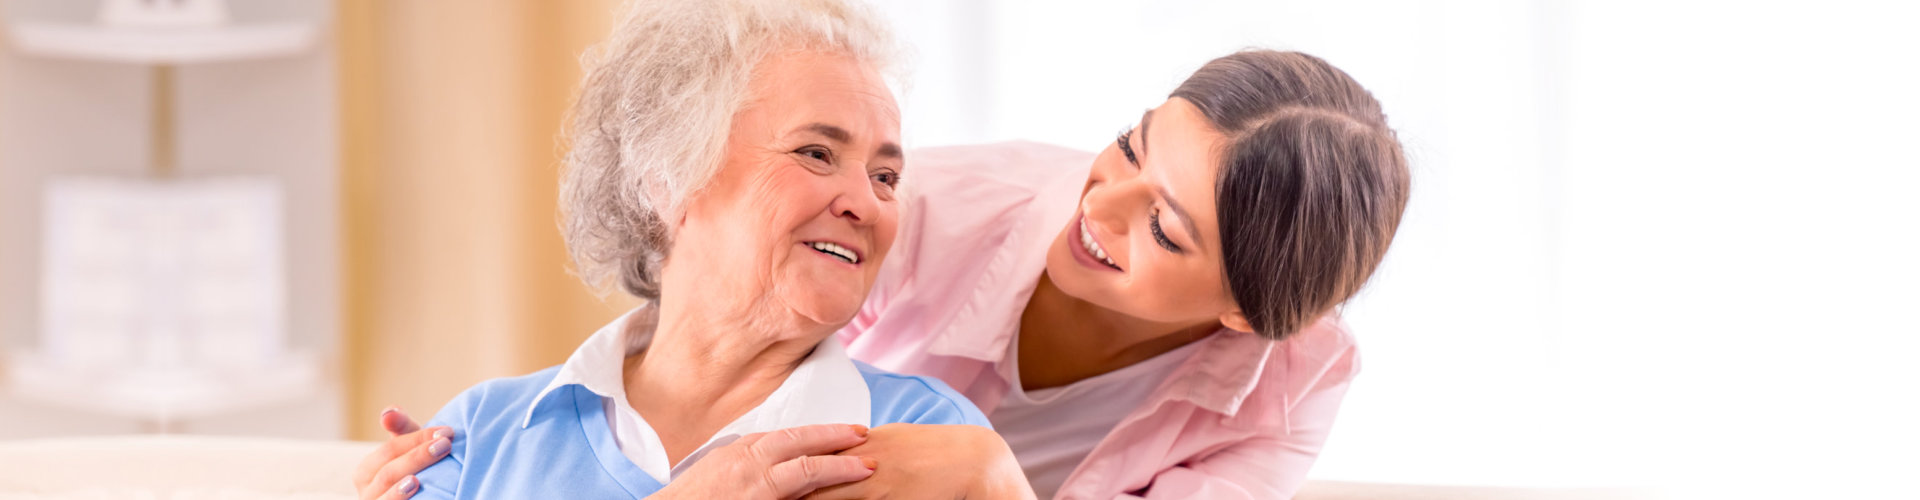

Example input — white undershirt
[990,335,1202,499]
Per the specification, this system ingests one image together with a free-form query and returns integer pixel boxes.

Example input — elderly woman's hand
[803,424,1037,500]
[652,423,880,500]
[352,408,448,500]
[352,408,875,500]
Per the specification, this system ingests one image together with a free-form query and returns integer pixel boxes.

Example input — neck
[1016,273,1216,391]
[624,299,821,466]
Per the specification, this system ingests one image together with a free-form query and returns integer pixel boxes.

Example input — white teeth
[1079,219,1117,268]
[808,242,859,264]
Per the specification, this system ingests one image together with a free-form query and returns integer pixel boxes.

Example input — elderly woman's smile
[806,241,862,264]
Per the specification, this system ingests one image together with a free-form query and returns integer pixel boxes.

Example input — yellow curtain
[336,0,635,440]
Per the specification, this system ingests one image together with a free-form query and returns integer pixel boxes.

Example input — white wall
[871,0,1920,495]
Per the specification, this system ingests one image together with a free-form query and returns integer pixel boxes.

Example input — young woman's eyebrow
[1137,108,1197,246]
[1138,109,1155,158]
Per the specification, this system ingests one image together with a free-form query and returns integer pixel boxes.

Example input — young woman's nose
[1081,177,1150,236]
[1083,151,1152,228]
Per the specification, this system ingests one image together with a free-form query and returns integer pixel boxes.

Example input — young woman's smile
[1069,214,1122,271]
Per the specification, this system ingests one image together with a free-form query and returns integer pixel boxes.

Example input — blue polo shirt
[413,361,990,499]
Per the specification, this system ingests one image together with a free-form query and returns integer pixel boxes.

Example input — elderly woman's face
[669,49,903,332]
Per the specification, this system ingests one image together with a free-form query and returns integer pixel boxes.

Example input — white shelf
[5,21,317,64]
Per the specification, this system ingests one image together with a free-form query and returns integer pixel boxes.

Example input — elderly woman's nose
[827,167,884,224]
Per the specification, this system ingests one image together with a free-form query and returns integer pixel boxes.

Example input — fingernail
[432,428,450,441]
[850,424,869,437]
[381,406,400,417]
[429,438,450,457]
[397,476,418,494]
[860,456,878,470]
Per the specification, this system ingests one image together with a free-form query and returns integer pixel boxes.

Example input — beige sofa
[0,436,1662,499]
[0,436,368,500]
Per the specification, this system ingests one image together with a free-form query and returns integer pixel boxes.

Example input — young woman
[804,50,1408,499]
[355,11,1409,500]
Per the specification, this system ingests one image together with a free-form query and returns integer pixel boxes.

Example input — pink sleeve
[1128,345,1360,500]
[838,284,886,344]
[835,248,900,346]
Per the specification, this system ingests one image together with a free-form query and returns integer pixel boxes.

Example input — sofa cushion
[0,436,375,499]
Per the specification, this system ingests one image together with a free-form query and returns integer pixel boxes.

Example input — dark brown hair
[1171,50,1410,341]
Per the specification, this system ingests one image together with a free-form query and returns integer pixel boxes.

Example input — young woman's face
[1044,97,1249,335]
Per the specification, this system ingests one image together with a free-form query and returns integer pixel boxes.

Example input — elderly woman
[388,1,1003,499]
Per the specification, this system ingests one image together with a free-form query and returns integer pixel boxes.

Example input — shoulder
[905,140,1094,187]
[425,366,565,429]
[874,141,1093,295]
[854,360,992,428]
[415,366,568,499]
[851,143,1092,330]
[899,142,1093,223]
[1285,316,1360,377]
[1269,315,1361,411]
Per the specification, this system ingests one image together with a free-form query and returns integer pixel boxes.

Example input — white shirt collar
[523,305,872,483]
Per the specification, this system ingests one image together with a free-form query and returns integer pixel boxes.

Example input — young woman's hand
[352,407,449,500]
[803,423,1037,500]
[651,424,879,500]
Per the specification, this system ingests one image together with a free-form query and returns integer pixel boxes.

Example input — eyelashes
[798,145,833,163]
[796,146,902,191]
[1119,128,1179,253]
[1150,209,1181,252]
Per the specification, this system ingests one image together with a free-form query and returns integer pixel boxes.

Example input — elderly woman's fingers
[372,475,419,500]
[353,426,451,495]
[745,424,870,465]
[381,406,423,437]
[650,424,873,500]
[365,427,452,498]
[768,455,877,500]
[353,406,422,491]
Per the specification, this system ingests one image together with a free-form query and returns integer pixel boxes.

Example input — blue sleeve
[863,368,993,429]
[907,377,992,427]
[412,385,481,500]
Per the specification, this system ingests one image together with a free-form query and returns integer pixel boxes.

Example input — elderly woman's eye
[872,171,900,187]
[798,147,832,162]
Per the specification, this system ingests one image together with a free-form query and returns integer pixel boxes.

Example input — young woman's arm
[1128,347,1357,499]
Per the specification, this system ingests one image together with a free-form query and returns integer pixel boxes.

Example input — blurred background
[0,0,1914,497]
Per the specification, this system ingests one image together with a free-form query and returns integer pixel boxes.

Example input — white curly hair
[560,0,899,299]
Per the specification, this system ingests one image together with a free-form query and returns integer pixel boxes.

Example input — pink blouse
[837,141,1360,499]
